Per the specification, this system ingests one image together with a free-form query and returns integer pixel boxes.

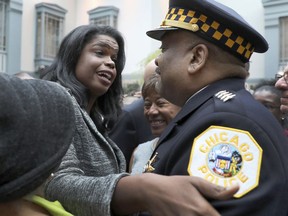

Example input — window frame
[263,0,288,76]
[35,3,66,71]
[88,6,119,28]
[0,0,7,73]
[279,16,288,68]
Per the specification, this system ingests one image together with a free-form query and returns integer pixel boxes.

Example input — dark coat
[149,78,288,216]
[109,98,153,169]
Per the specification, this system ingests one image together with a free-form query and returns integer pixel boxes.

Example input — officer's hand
[142,174,239,216]
[280,90,288,114]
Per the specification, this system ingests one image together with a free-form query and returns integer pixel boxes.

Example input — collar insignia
[144,152,158,173]
[215,90,236,102]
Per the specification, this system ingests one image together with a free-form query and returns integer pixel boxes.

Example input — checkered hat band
[162,7,254,61]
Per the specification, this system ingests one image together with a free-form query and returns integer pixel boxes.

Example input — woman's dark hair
[41,25,125,130]
[141,74,159,99]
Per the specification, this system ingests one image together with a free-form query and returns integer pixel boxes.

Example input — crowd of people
[252,79,288,135]
[1,0,288,215]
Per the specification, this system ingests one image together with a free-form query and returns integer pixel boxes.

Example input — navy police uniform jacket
[147,78,288,216]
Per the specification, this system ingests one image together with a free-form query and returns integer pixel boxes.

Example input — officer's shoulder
[213,89,248,114]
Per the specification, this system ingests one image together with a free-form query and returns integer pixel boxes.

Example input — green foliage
[123,82,140,95]
[136,49,161,85]
[138,49,161,68]
[122,49,161,92]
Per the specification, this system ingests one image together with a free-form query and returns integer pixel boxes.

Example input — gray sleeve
[44,142,128,216]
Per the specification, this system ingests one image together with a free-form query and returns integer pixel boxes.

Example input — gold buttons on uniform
[191,24,199,32]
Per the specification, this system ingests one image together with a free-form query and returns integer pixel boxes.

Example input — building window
[36,13,63,59]
[263,0,288,77]
[35,3,66,70]
[88,6,119,28]
[0,0,7,73]
[280,16,288,67]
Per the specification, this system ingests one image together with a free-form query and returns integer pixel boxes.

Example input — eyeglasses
[275,71,288,84]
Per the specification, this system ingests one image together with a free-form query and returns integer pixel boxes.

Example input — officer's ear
[188,44,208,74]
